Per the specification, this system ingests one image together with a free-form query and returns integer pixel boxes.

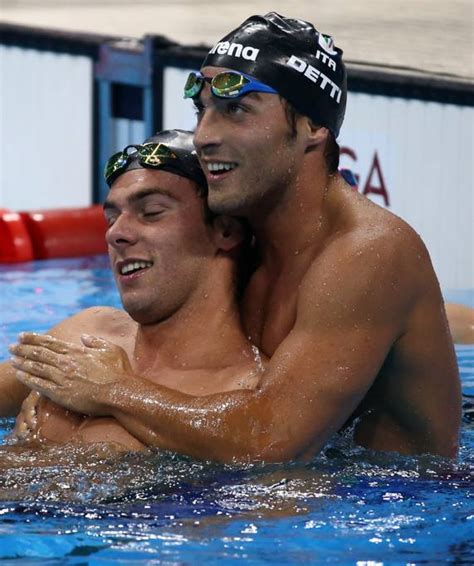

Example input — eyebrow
[194,91,264,111]
[243,92,264,101]
[103,187,177,211]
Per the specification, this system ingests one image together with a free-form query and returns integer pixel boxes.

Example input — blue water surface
[0,256,472,565]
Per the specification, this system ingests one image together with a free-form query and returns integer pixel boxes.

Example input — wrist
[104,371,143,419]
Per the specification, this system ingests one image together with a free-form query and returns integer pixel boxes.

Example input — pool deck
[0,0,472,81]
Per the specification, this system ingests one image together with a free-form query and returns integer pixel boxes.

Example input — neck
[249,155,338,269]
[132,259,252,373]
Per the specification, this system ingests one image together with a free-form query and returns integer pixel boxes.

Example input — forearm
[102,375,270,462]
[9,332,366,462]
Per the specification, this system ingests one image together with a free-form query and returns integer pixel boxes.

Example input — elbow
[240,430,314,463]
[215,394,322,463]
[184,391,317,464]
[226,416,308,463]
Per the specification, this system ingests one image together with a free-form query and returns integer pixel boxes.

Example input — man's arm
[0,360,30,417]
[11,229,461,461]
[0,312,89,417]
[1,306,125,418]
[12,327,380,460]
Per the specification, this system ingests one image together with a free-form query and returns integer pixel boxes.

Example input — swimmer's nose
[105,213,138,249]
[193,106,223,155]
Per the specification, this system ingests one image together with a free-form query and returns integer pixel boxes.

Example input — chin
[127,308,157,325]
[208,190,247,215]
[121,298,149,322]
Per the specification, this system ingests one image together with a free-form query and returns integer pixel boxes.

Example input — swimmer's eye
[142,210,164,219]
[143,210,163,218]
[104,213,118,227]
[225,101,246,115]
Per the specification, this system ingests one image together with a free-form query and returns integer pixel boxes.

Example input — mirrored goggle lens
[138,143,177,166]
[104,144,178,184]
[184,72,204,99]
[211,72,249,97]
[104,151,129,183]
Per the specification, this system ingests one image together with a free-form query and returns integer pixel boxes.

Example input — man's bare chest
[242,273,298,356]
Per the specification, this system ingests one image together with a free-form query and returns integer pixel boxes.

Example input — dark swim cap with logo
[202,12,347,137]
[108,129,206,190]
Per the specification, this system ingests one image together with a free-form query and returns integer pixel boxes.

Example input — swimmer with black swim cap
[5,128,263,457]
[185,12,346,136]
[6,15,460,464]
[104,129,207,190]
[183,13,462,460]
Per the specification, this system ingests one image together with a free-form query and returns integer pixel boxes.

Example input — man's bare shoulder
[300,189,438,328]
[48,306,136,346]
[0,309,134,419]
[323,191,427,270]
[333,189,434,284]
[346,188,425,246]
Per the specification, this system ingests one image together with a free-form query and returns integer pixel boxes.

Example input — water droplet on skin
[251,345,265,374]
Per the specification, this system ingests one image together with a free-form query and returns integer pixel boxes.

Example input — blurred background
[0,0,473,291]
[1,0,472,76]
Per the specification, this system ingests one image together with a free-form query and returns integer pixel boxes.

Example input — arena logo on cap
[209,41,260,62]
[287,55,343,103]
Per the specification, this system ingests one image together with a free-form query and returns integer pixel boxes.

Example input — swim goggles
[183,70,277,99]
[104,143,178,186]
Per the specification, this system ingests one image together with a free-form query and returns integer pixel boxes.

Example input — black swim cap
[109,129,206,189]
[202,12,347,137]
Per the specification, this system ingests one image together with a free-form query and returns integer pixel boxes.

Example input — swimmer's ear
[305,120,329,151]
[212,215,246,252]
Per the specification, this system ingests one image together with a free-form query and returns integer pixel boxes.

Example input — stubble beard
[207,130,299,216]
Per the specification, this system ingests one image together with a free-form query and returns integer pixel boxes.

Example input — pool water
[0,257,473,564]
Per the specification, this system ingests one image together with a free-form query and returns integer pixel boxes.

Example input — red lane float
[0,210,34,263]
[0,205,108,263]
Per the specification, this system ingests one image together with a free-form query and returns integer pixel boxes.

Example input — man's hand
[9,333,135,416]
[8,390,41,442]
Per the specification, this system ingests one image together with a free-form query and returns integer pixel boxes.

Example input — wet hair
[281,98,340,173]
[324,132,340,173]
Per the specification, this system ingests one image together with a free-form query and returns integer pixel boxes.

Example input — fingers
[14,369,57,395]
[12,392,40,440]
[11,356,64,385]
[28,390,41,403]
[81,334,110,350]
[22,392,40,430]
[9,343,62,368]
[16,332,77,355]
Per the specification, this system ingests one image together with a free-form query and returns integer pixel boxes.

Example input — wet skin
[4,168,262,451]
[192,67,462,457]
[5,69,463,461]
